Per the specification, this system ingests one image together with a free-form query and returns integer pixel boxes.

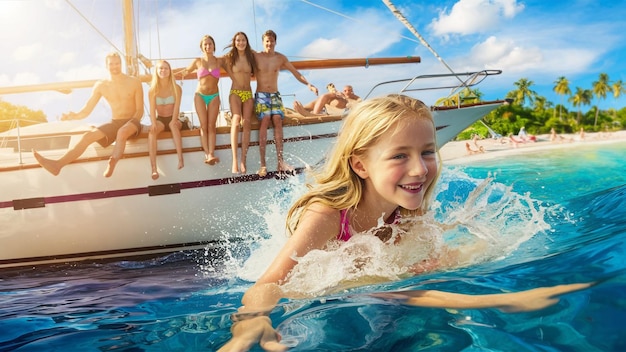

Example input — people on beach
[217,94,592,352]
[579,127,585,141]
[465,142,484,155]
[33,52,143,177]
[181,35,222,165]
[148,60,184,180]
[518,126,528,141]
[293,83,361,116]
[253,29,318,177]
[222,32,256,174]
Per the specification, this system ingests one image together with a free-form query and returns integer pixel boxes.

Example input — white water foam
[217,168,551,297]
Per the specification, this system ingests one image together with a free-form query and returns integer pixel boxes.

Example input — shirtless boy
[253,29,318,176]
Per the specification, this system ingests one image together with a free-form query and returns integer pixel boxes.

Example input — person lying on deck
[33,52,144,177]
[293,84,361,116]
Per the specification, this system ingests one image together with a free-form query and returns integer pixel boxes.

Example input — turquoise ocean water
[1,141,625,351]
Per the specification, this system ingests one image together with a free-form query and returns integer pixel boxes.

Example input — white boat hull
[0,101,503,268]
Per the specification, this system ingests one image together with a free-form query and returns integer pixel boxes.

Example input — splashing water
[231,168,553,299]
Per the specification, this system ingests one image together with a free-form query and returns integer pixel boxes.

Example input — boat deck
[0,112,344,171]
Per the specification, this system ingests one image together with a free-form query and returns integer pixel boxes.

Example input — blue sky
[1,0,625,125]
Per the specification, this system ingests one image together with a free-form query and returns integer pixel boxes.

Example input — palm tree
[507,78,537,107]
[553,76,571,121]
[592,73,610,127]
[611,80,625,120]
[533,96,547,114]
[569,87,592,125]
[612,79,625,100]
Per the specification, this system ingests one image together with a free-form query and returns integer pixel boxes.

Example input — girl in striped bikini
[148,60,183,180]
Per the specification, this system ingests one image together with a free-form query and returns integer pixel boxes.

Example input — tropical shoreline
[440,130,626,164]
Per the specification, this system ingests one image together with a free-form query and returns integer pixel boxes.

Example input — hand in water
[494,282,593,313]
[218,316,288,352]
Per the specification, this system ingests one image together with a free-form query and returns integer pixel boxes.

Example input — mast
[122,0,138,76]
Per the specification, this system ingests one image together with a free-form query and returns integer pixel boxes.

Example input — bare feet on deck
[151,169,159,180]
[103,157,118,178]
[33,149,61,176]
[178,159,184,170]
[233,159,248,174]
[257,166,267,177]
[205,155,220,165]
[232,159,240,174]
[277,161,294,174]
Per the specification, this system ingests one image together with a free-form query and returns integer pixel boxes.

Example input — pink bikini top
[197,66,220,79]
[337,209,400,241]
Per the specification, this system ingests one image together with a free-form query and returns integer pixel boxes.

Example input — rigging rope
[252,0,259,49]
[65,0,122,54]
[382,0,466,87]
[300,0,421,46]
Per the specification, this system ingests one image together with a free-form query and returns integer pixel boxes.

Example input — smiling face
[351,116,438,213]
[200,36,215,55]
[106,54,122,76]
[156,61,171,79]
[262,34,276,53]
[234,33,248,51]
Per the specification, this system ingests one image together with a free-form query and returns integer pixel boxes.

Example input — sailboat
[0,0,506,268]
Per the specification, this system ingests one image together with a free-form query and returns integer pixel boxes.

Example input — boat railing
[1,118,79,165]
[362,69,502,106]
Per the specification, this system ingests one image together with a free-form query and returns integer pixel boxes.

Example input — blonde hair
[286,94,441,235]
[199,35,216,53]
[105,52,121,65]
[149,60,178,100]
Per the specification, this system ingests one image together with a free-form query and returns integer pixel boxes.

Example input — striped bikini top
[156,95,175,106]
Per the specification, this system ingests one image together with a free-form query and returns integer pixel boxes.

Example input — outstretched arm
[281,56,318,95]
[373,282,593,313]
[220,203,341,352]
[61,81,104,120]
[177,58,199,79]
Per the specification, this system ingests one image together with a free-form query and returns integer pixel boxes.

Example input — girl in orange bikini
[181,35,222,165]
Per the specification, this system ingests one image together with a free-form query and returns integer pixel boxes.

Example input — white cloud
[13,72,41,86]
[464,34,599,76]
[467,36,542,72]
[57,52,76,66]
[13,44,43,62]
[430,0,524,36]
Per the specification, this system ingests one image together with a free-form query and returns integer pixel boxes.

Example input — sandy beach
[439,130,626,164]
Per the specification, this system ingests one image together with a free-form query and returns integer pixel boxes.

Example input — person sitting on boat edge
[180,34,223,165]
[253,29,318,177]
[148,59,184,180]
[217,94,593,352]
[33,52,143,177]
[222,31,257,174]
[293,83,362,117]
